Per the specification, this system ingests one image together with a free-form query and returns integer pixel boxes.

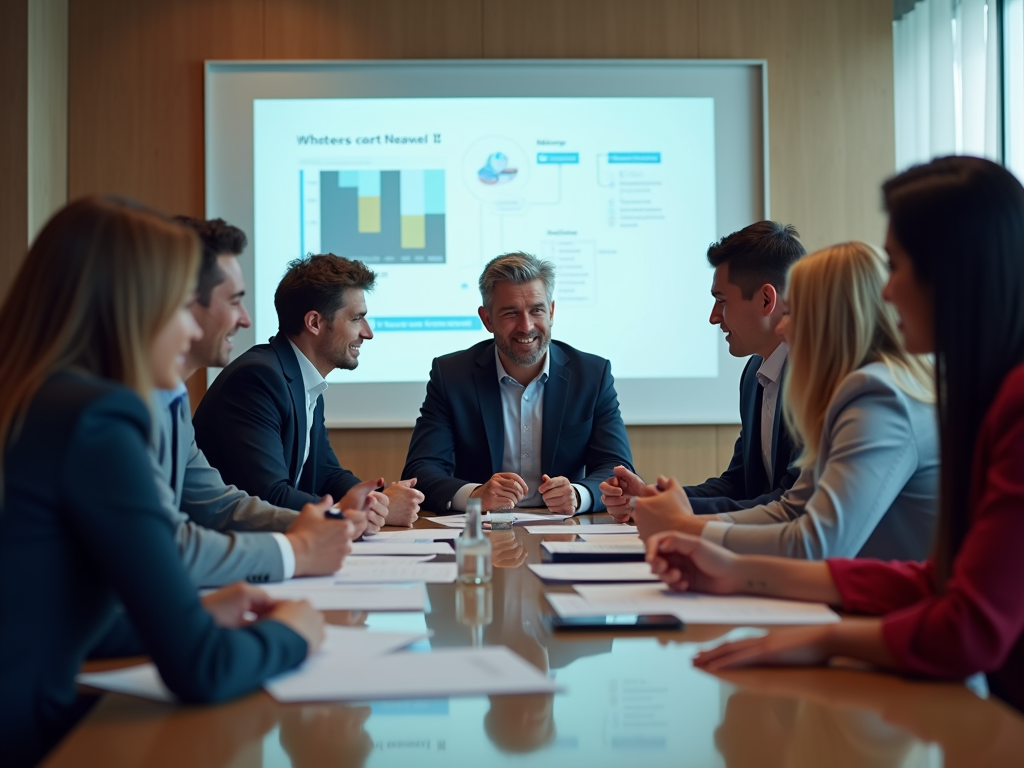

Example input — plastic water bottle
[456,498,492,584]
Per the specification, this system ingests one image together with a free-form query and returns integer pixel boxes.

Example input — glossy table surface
[45,515,1024,768]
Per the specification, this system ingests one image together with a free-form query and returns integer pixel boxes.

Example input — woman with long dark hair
[0,198,339,766]
[644,156,1024,712]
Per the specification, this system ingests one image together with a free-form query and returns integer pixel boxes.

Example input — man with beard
[402,252,633,514]
[194,253,423,526]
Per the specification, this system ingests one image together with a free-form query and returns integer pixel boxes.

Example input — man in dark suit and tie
[601,221,806,516]
[402,252,634,514]
[193,254,423,526]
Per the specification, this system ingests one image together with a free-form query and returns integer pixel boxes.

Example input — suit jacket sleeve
[199,363,323,511]
[312,398,360,501]
[831,370,1024,684]
[180,416,299,533]
[63,392,307,703]
[687,468,799,514]
[578,359,634,512]
[402,357,472,513]
[148,448,287,588]
[712,380,923,559]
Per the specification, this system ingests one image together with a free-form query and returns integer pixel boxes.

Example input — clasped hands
[599,465,713,539]
[470,472,577,514]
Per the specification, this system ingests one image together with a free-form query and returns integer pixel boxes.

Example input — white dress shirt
[287,339,329,485]
[451,348,592,512]
[755,342,788,481]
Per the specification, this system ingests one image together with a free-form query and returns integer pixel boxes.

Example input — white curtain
[1005,0,1024,180]
[893,0,1000,171]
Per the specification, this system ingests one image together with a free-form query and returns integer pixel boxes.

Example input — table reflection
[47,521,1024,768]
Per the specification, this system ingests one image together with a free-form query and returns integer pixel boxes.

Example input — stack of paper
[427,511,575,528]
[524,524,637,535]
[546,583,840,625]
[541,540,646,561]
[349,541,453,556]
[528,563,659,582]
[362,529,461,542]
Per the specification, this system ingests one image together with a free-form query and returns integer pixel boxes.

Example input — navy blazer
[0,372,307,768]
[402,339,634,513]
[193,333,361,511]
[685,355,800,513]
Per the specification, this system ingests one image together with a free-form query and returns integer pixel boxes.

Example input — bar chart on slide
[303,169,447,263]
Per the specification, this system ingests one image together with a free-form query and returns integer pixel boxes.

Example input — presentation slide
[253,97,719,385]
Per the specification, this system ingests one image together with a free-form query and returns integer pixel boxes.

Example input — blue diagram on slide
[477,152,518,185]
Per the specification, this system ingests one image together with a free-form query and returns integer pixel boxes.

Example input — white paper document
[261,582,429,611]
[362,529,461,541]
[541,541,645,555]
[429,511,575,528]
[349,541,453,556]
[576,533,643,545]
[344,555,436,566]
[527,563,659,582]
[524,524,638,535]
[560,583,840,625]
[266,645,562,703]
[77,626,431,703]
[333,562,457,584]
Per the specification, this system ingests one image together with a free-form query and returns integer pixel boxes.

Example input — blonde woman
[0,198,345,768]
[630,242,938,560]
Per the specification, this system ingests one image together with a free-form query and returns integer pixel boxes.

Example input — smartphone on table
[547,614,683,631]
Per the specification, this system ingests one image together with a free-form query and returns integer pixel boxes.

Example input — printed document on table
[77,626,431,703]
[363,529,461,541]
[527,563,659,582]
[261,582,429,611]
[333,561,457,584]
[429,511,574,528]
[576,533,643,544]
[541,541,645,555]
[343,555,436,566]
[266,645,563,702]
[525,524,637,535]
[349,541,453,556]
[567,583,840,624]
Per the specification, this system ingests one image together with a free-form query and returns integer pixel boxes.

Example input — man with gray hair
[402,252,634,514]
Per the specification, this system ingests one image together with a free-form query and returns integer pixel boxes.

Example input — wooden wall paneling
[67,0,265,215]
[0,0,28,304]
[28,0,68,243]
[328,427,415,486]
[715,424,740,475]
[264,0,483,59]
[697,0,895,252]
[481,0,699,58]
[327,423,736,493]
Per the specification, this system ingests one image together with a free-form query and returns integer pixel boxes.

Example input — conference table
[46,515,1024,768]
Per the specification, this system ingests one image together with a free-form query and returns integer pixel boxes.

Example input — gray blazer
[149,390,299,587]
[701,362,938,560]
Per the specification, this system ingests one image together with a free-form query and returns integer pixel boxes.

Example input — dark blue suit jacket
[402,340,634,514]
[685,355,800,513]
[0,372,306,768]
[193,333,361,510]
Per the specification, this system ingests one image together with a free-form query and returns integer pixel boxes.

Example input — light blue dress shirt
[451,348,592,512]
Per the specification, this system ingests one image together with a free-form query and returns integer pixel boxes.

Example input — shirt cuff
[270,532,296,579]
[572,484,592,514]
[451,483,482,513]
[701,520,733,547]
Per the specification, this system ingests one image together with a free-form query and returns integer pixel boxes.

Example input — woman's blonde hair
[0,196,199,470]
[783,241,933,468]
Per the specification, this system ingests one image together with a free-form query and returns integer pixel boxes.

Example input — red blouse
[827,362,1024,712]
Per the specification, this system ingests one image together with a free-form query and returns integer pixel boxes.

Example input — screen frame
[205,59,769,427]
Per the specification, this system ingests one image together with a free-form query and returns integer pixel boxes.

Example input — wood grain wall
[6,0,896,485]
